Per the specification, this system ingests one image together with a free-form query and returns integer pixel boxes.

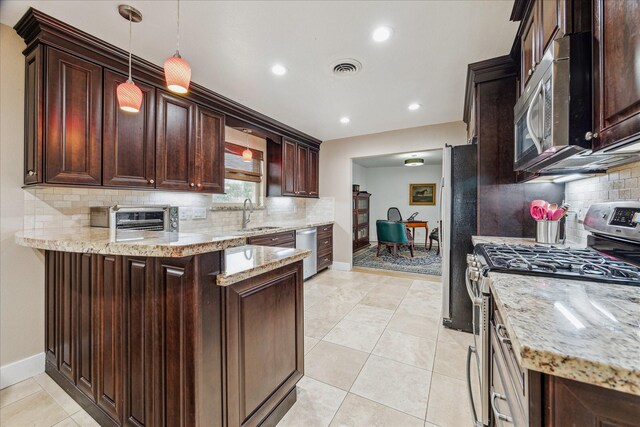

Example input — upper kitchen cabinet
[45,48,102,185]
[267,138,320,198]
[590,0,640,153]
[156,90,196,191]
[194,106,225,193]
[103,69,156,188]
[512,0,588,92]
[24,46,44,185]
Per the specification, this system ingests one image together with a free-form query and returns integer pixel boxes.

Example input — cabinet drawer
[493,309,525,397]
[317,236,332,255]
[247,231,296,247]
[317,252,333,270]
[317,224,333,238]
[491,326,527,427]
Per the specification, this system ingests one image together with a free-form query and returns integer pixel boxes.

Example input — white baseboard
[329,261,351,271]
[1,352,45,389]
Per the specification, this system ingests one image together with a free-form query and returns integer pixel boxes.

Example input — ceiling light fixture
[404,158,424,167]
[340,117,351,124]
[241,129,252,162]
[408,103,421,111]
[164,0,191,94]
[116,5,143,113]
[271,64,288,76]
[372,26,393,42]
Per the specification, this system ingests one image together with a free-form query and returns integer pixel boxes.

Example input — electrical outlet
[192,207,206,219]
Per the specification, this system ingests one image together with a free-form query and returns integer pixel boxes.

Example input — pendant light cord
[127,12,133,82]
[176,0,181,55]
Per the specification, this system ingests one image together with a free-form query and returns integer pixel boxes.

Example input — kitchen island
[16,229,311,427]
[472,236,640,426]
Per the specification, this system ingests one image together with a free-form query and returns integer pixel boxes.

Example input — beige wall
[1,24,45,369]
[320,121,466,266]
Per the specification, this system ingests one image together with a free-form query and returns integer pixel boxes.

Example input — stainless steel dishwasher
[296,228,317,279]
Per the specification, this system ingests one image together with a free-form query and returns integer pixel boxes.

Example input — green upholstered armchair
[376,220,414,257]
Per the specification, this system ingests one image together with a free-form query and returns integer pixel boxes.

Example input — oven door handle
[491,391,514,423]
[466,346,483,427]
[465,268,483,306]
[526,81,544,155]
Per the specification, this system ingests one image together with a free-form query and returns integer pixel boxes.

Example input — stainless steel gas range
[465,201,640,427]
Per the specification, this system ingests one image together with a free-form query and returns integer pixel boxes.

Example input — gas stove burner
[475,243,640,287]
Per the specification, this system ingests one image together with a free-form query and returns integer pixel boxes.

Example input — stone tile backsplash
[24,187,334,233]
[564,161,640,245]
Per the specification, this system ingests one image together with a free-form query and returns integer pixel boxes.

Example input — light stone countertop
[472,236,640,395]
[471,235,584,248]
[217,245,311,286]
[15,221,333,258]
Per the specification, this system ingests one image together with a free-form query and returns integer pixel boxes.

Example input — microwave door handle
[526,81,544,154]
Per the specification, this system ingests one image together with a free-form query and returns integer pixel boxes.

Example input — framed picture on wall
[409,183,436,205]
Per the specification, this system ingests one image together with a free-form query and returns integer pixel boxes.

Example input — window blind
[225,143,263,183]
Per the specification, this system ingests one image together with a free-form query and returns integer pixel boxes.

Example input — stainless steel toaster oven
[90,206,179,232]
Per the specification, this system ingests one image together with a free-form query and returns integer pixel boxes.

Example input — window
[214,143,264,205]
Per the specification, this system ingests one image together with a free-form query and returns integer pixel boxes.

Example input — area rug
[353,245,442,276]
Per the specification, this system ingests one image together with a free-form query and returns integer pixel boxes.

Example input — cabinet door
[282,139,297,196]
[103,70,156,188]
[521,13,536,91]
[295,144,309,196]
[592,0,640,152]
[540,0,563,54]
[156,90,195,190]
[24,46,43,184]
[45,48,102,185]
[195,106,225,193]
[308,148,319,197]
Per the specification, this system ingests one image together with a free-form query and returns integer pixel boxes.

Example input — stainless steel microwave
[514,33,592,172]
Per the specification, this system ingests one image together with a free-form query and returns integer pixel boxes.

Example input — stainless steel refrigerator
[440,144,477,333]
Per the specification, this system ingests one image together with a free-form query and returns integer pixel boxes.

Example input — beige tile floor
[0,268,475,427]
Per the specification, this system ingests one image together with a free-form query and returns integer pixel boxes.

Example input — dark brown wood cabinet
[45,48,102,185]
[103,70,156,188]
[247,230,296,248]
[591,0,640,152]
[308,148,320,197]
[521,11,537,91]
[267,138,320,198]
[317,224,333,271]
[44,249,302,427]
[24,45,44,184]
[195,105,225,193]
[225,262,303,426]
[155,90,196,191]
[353,192,371,252]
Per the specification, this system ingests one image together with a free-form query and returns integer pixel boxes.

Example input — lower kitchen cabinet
[490,292,640,427]
[43,250,302,427]
[317,224,333,272]
[247,230,296,248]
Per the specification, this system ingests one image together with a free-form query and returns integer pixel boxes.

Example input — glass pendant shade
[242,147,253,162]
[117,79,143,113]
[164,53,191,94]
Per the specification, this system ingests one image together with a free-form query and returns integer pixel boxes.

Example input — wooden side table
[402,221,429,249]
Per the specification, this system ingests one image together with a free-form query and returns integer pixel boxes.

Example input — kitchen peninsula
[16,229,313,427]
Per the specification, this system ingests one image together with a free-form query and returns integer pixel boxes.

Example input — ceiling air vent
[331,59,362,76]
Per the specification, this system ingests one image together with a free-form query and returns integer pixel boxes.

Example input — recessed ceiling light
[408,103,421,111]
[340,117,351,124]
[404,158,424,167]
[372,26,393,42]
[271,64,287,76]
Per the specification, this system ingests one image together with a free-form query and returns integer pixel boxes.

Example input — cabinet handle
[196,183,202,188]
[491,392,513,423]
[495,323,512,346]
[527,68,533,76]
[190,182,195,187]
[271,237,279,241]
[149,179,155,184]
[585,131,599,141]
[323,240,329,244]
[27,170,36,176]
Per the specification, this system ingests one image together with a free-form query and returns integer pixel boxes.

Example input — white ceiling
[353,149,442,168]
[0,1,517,141]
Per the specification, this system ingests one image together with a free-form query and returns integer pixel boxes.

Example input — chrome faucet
[242,198,253,230]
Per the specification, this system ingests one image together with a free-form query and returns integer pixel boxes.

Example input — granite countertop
[15,221,333,257]
[217,245,311,286]
[488,271,640,396]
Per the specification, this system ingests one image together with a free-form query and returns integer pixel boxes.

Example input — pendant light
[116,5,143,113]
[164,0,192,94]
[242,129,253,162]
